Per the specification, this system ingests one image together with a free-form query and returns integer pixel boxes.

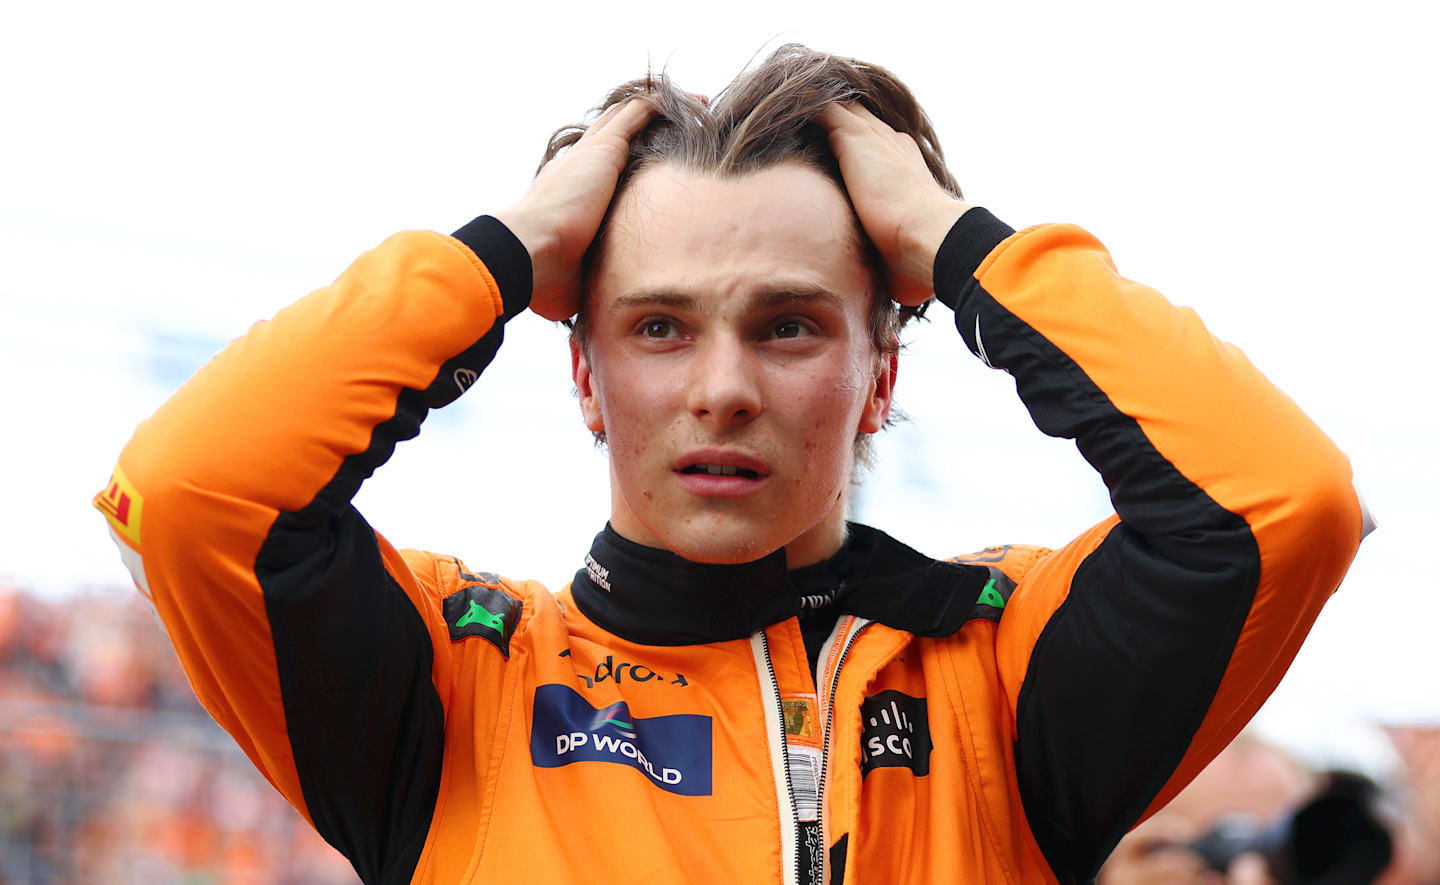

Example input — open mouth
[680,464,763,479]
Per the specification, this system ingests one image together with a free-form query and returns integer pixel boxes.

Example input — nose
[686,333,763,431]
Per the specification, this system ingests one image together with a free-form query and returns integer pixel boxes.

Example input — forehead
[591,163,871,310]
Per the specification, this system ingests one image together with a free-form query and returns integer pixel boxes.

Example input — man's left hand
[818,101,971,306]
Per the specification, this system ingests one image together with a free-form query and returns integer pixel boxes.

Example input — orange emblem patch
[94,465,144,547]
[782,695,819,742]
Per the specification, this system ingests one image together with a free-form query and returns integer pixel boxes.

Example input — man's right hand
[495,97,658,321]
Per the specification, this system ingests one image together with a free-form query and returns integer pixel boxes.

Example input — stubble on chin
[651,507,782,565]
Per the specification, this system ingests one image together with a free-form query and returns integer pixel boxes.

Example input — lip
[672,448,772,475]
[671,448,771,499]
[673,471,770,498]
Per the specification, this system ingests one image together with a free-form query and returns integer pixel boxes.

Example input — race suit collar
[571,522,991,646]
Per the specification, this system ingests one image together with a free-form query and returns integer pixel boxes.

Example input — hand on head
[816,101,971,307]
[495,97,658,321]
[499,89,972,324]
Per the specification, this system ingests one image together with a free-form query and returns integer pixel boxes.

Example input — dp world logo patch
[530,684,712,796]
[860,691,932,777]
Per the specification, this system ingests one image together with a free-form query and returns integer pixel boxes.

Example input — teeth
[698,464,740,475]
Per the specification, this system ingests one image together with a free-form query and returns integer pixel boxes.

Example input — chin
[656,518,791,565]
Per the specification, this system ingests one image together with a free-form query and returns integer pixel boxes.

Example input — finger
[583,96,657,144]
[817,100,864,134]
[845,101,906,139]
[574,99,631,146]
[819,100,896,142]
[606,95,660,141]
[577,100,629,142]
[821,98,885,130]
[845,101,885,127]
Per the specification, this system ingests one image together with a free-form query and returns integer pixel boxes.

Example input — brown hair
[546,43,962,468]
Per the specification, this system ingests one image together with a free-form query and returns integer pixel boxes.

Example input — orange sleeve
[91,217,532,882]
[931,209,1369,881]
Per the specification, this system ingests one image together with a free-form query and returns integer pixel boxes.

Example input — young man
[94,46,1371,884]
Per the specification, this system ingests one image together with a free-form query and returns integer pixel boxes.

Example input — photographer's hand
[495,97,657,320]
[817,101,971,306]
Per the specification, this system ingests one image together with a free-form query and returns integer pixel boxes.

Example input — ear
[858,350,898,434]
[571,336,606,433]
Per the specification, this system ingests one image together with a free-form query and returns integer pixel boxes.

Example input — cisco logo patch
[860,691,932,777]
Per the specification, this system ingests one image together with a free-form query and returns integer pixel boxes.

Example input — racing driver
[93,45,1372,884]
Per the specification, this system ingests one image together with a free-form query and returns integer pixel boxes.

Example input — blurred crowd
[3,580,1437,885]
[0,583,359,884]
[1097,725,1440,884]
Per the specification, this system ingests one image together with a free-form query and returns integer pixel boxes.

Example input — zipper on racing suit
[753,630,805,885]
[751,617,873,885]
[815,617,870,885]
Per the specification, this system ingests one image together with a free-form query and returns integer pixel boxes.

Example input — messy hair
[544,43,962,469]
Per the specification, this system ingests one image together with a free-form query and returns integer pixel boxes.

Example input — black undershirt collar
[570,522,993,648]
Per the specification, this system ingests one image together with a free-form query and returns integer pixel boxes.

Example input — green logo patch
[456,599,506,632]
[968,567,1016,623]
[443,583,521,657]
[977,577,1008,610]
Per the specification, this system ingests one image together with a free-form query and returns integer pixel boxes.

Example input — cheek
[594,361,679,457]
[778,360,869,436]
[768,362,867,501]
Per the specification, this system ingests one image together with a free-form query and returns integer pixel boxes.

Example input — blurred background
[1,0,1435,881]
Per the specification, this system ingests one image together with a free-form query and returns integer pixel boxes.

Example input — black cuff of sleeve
[451,215,533,321]
[932,208,1016,310]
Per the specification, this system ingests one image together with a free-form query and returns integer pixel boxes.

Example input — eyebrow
[609,284,846,314]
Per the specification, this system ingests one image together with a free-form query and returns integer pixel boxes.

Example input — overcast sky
[2,0,1435,767]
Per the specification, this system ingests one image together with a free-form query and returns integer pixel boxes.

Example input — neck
[780,515,849,569]
[568,521,994,647]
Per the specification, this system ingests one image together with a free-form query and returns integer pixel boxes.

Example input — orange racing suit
[94,210,1370,884]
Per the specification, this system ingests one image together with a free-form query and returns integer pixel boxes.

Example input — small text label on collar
[585,553,612,592]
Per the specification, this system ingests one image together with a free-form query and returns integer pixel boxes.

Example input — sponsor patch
[443,584,521,657]
[860,691,932,777]
[572,654,689,689]
[94,465,144,548]
[530,684,712,796]
[969,567,1016,623]
[584,552,612,592]
[782,695,819,742]
[453,367,478,393]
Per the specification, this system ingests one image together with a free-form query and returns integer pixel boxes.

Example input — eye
[769,319,815,340]
[641,318,680,339]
